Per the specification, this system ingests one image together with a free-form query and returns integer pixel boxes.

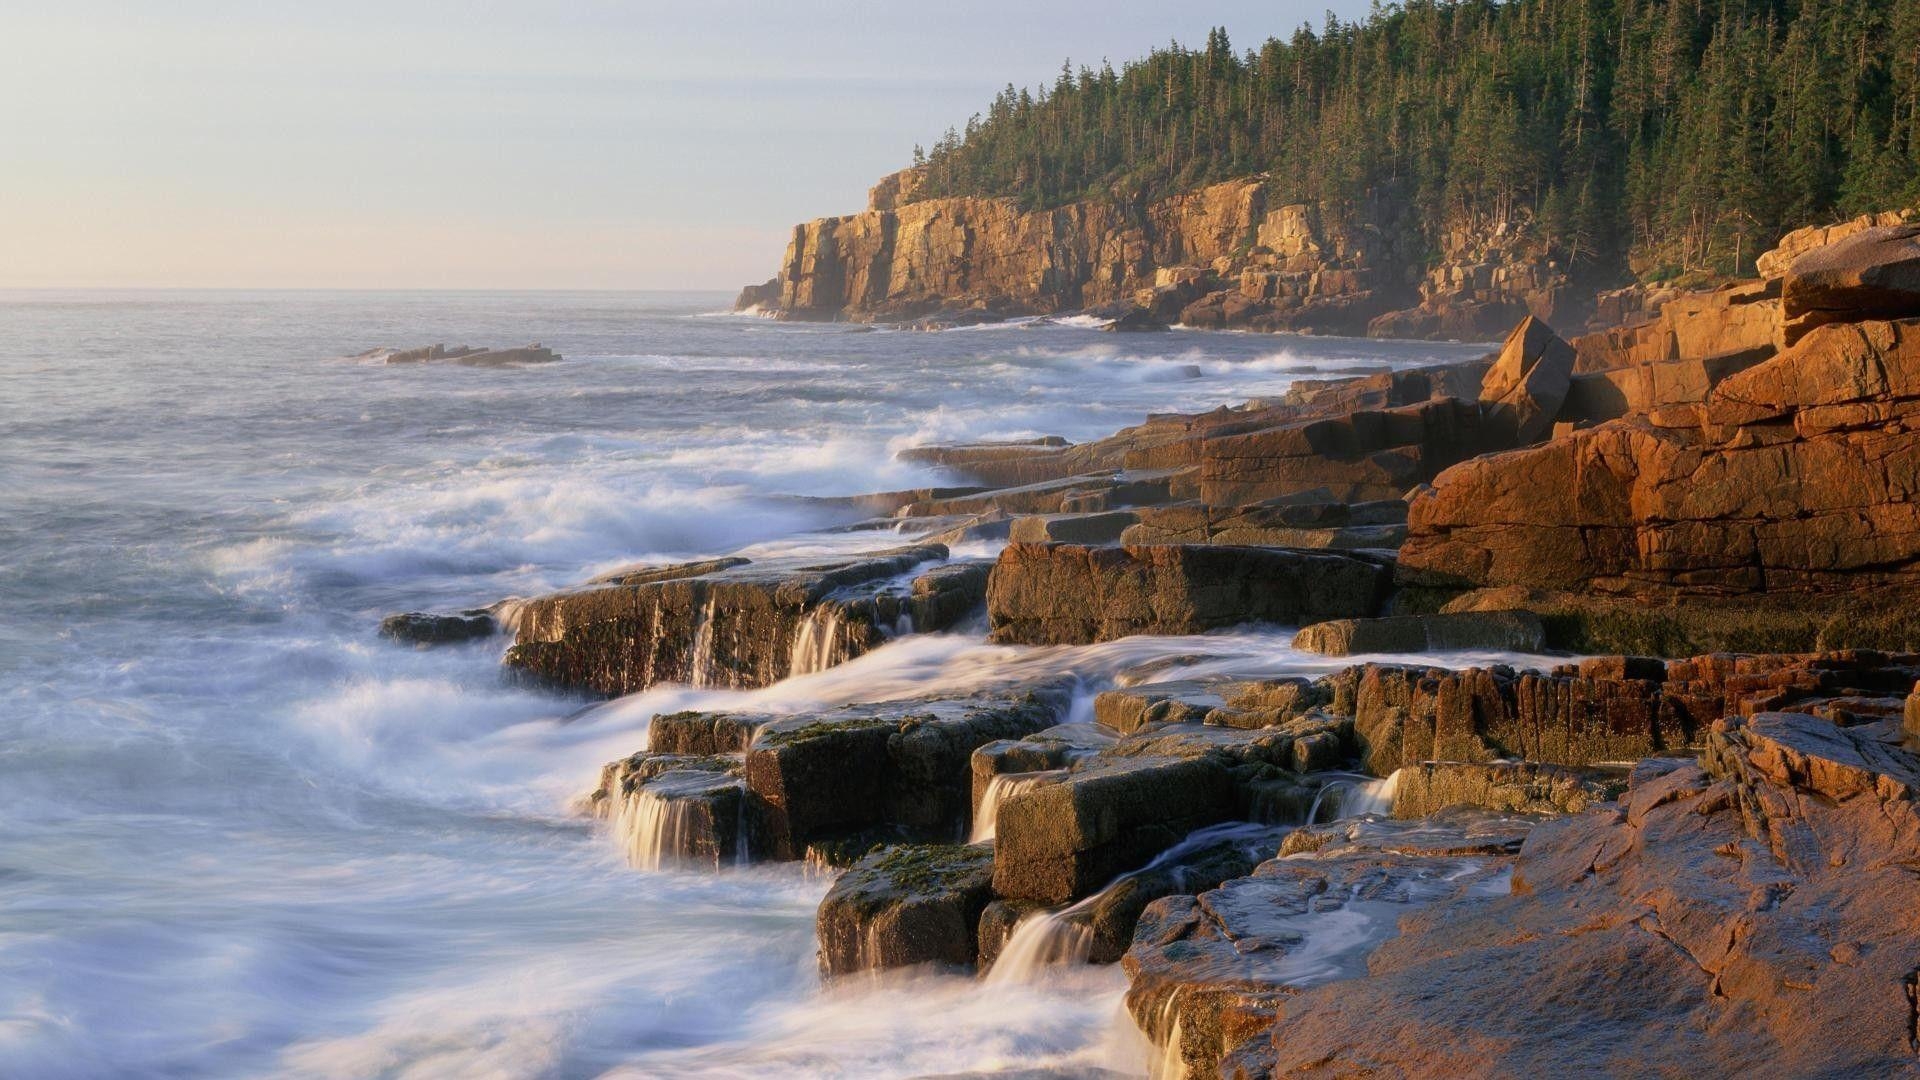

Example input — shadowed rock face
[985,542,1393,646]
[1478,315,1575,444]
[503,544,958,696]
[1198,713,1920,1078]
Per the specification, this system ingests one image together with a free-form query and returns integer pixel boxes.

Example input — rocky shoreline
[394,217,1920,1076]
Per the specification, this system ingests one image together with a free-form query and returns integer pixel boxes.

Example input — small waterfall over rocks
[688,597,719,687]
[984,904,1097,985]
[787,604,848,679]
[968,770,1065,845]
[1306,769,1404,824]
[986,822,1284,985]
[611,785,698,871]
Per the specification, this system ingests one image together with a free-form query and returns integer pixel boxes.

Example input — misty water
[0,290,1505,1077]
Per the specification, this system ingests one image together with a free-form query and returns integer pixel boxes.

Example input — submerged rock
[356,343,561,366]
[378,609,495,645]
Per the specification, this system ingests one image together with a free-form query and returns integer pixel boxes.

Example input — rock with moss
[816,843,996,977]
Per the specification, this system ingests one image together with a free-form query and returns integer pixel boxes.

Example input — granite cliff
[739,169,1567,340]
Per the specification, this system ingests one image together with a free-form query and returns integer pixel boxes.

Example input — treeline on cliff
[912,0,1920,281]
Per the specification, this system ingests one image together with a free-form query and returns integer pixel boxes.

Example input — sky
[0,1,1359,290]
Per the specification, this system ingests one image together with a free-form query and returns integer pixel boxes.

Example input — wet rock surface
[354,343,563,366]
[1223,712,1920,1077]
[504,544,954,696]
[1124,810,1529,1078]
[745,686,1071,860]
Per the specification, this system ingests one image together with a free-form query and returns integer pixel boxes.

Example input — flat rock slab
[1212,712,1920,1078]
[1291,610,1545,656]
[1782,223,1920,343]
[1124,812,1524,1079]
[504,544,952,696]
[1007,511,1141,545]
[986,542,1393,645]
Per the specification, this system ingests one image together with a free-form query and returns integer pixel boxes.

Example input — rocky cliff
[742,169,1569,339]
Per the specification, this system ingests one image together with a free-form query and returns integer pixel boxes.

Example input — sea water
[0,289,1499,1077]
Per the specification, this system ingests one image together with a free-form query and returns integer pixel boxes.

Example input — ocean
[0,290,1495,1078]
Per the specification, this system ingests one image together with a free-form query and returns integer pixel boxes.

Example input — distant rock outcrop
[745,176,1567,339]
[353,343,561,366]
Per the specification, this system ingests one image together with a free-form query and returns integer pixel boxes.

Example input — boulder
[1478,316,1575,444]
[991,753,1237,904]
[743,687,1068,860]
[991,721,1341,904]
[986,543,1393,646]
[907,560,991,630]
[1781,223,1920,343]
[1291,611,1544,656]
[815,843,997,977]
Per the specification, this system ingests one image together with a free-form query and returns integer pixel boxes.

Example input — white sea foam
[0,291,1495,1077]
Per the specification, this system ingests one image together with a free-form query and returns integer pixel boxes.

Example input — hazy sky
[2,2,1357,290]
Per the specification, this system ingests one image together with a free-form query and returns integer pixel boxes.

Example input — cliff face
[747,171,1567,339]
